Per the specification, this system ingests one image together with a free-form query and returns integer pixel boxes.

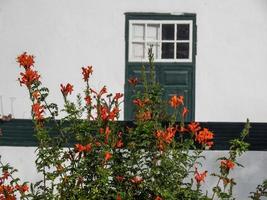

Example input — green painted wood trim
[125,12,196,21]
[1,119,267,151]
[0,119,37,146]
[124,12,197,121]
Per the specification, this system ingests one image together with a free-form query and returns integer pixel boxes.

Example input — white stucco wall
[0,147,266,200]
[1,2,267,199]
[0,0,267,121]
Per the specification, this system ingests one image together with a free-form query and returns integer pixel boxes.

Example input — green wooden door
[124,13,196,121]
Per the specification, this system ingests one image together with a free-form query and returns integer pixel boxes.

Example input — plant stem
[211,177,221,200]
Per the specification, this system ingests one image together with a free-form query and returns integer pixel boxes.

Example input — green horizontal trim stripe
[1,119,267,150]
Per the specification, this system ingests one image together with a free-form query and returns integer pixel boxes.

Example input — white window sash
[129,20,193,63]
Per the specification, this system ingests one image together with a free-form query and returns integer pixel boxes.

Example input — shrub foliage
[0,50,266,199]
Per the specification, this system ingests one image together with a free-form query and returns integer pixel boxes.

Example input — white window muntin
[129,20,193,63]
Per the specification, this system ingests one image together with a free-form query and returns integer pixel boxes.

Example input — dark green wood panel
[1,120,267,151]
[0,119,37,146]
[163,71,189,86]
[159,64,193,121]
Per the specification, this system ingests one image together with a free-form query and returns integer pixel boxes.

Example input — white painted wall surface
[0,0,267,122]
[0,147,266,200]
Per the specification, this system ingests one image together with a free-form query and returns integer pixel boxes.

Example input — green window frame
[124,12,197,121]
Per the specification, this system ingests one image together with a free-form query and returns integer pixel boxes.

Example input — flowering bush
[0,156,29,200]
[0,50,266,199]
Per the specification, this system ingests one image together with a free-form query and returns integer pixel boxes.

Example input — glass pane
[147,43,160,59]
[132,42,145,59]
[176,43,189,59]
[132,24,145,40]
[162,43,174,59]
[177,24,190,40]
[147,24,160,41]
[162,24,174,40]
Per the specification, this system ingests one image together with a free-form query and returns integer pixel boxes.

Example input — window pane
[132,42,145,59]
[176,43,189,59]
[147,24,160,41]
[162,43,174,59]
[177,24,190,40]
[147,43,160,59]
[132,24,145,40]
[162,24,174,40]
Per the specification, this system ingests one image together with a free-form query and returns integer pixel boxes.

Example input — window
[129,20,193,62]
[124,13,197,121]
